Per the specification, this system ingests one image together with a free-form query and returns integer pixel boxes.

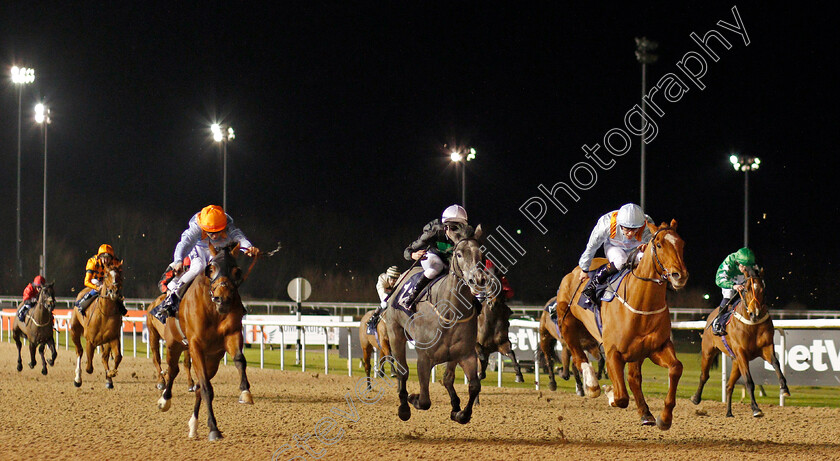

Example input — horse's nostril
[671,273,681,279]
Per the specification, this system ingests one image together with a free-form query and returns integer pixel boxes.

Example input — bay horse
[146,293,196,392]
[385,227,486,424]
[557,220,687,430]
[13,282,57,375]
[476,288,524,384]
[359,310,393,381]
[156,243,254,441]
[69,264,124,388]
[691,266,790,417]
[538,296,604,395]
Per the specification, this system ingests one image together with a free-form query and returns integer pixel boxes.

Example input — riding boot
[366,302,387,335]
[154,291,181,323]
[712,298,731,336]
[582,263,619,302]
[400,275,433,310]
[548,302,557,322]
[17,303,31,322]
[76,290,99,316]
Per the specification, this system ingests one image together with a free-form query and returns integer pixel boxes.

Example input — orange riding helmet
[97,244,115,257]
[198,205,228,233]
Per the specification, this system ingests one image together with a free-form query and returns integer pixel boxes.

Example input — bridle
[207,248,242,306]
[631,227,676,286]
[449,238,479,282]
[734,274,768,324]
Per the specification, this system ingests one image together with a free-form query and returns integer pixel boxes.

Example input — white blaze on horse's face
[656,230,688,290]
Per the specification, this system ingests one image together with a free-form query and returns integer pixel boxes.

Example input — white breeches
[420,252,445,279]
[167,247,208,292]
[721,288,736,299]
[604,244,641,269]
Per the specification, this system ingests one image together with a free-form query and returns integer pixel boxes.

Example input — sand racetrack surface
[1,341,839,460]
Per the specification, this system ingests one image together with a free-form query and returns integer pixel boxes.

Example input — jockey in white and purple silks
[578,203,653,302]
[152,205,260,323]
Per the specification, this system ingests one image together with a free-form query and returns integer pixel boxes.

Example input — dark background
[1,2,836,308]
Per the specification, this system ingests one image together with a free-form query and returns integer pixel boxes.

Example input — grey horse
[385,227,487,424]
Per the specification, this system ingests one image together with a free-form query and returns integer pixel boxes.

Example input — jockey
[76,244,126,316]
[712,247,758,336]
[485,258,514,300]
[363,266,401,334]
[151,205,260,323]
[365,205,472,332]
[17,275,45,321]
[578,203,653,302]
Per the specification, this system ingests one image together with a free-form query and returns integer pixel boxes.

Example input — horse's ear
[646,221,657,233]
[670,219,678,229]
[473,224,483,241]
[759,267,765,278]
[209,242,218,256]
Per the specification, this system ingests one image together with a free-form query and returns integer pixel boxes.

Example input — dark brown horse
[13,282,57,375]
[691,267,790,417]
[385,228,486,424]
[538,296,604,395]
[476,289,524,383]
[146,293,196,392]
[557,220,687,430]
[359,310,392,380]
[70,265,124,388]
[156,243,253,441]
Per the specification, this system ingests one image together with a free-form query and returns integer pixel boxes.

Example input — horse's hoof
[73,380,82,388]
[41,368,48,376]
[156,383,165,390]
[28,362,35,369]
[105,382,114,389]
[753,409,764,418]
[398,404,411,421]
[479,372,486,380]
[47,359,55,366]
[454,410,471,425]
[16,363,22,372]
[690,395,701,405]
[514,375,524,383]
[188,385,197,393]
[548,381,557,392]
[725,413,734,418]
[641,414,656,426]
[208,430,223,441]
[604,385,614,405]
[575,384,585,398]
[158,396,172,412]
[781,389,791,397]
[239,390,254,404]
[655,417,672,431]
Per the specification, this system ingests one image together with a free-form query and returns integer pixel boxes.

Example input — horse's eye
[457,252,463,259]
[656,243,662,249]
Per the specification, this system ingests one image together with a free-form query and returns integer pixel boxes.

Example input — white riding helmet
[617,203,646,228]
[441,205,468,224]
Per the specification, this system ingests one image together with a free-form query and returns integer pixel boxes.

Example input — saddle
[391,271,445,317]
[577,265,631,336]
[713,299,739,334]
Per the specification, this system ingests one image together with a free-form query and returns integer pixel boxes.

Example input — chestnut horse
[538,296,604,395]
[476,288,525,384]
[13,282,57,375]
[359,310,393,381]
[557,220,687,430]
[691,267,790,417]
[156,243,253,441]
[146,293,196,392]
[385,229,486,424]
[69,265,124,388]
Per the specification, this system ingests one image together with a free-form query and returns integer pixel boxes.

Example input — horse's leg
[648,340,683,430]
[561,314,600,397]
[70,318,84,387]
[390,327,411,421]
[149,325,166,390]
[202,353,224,440]
[570,362,585,397]
[28,339,37,369]
[476,347,489,381]
[499,341,525,383]
[361,339,373,386]
[736,351,763,418]
[627,360,654,425]
[760,343,790,397]
[183,349,196,392]
[381,338,396,378]
[724,361,743,418]
[101,342,114,389]
[225,332,253,404]
[84,335,95,375]
[453,353,481,424]
[560,345,571,381]
[408,353,432,411]
[107,338,123,385]
[187,348,222,440]
[38,343,48,375]
[442,361,461,420]
[47,336,57,366]
[157,345,182,412]
[539,331,558,391]
[13,327,23,372]
[603,345,629,408]
[595,345,607,380]
[691,334,718,405]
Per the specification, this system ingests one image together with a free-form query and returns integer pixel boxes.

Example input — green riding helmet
[734,247,755,266]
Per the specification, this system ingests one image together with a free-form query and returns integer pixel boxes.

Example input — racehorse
[538,296,604,396]
[13,283,57,375]
[69,264,124,388]
[476,287,524,384]
[385,227,486,424]
[146,293,196,392]
[156,243,254,441]
[691,266,790,417]
[557,220,687,430]
[359,310,393,381]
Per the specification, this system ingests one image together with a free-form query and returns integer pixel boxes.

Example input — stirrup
[151,303,168,323]
[366,314,379,335]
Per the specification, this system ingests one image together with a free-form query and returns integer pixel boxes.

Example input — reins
[733,275,770,325]
[629,227,673,285]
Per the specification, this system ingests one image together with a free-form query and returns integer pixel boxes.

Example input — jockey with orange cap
[152,205,260,323]
[75,244,126,316]
[17,275,46,321]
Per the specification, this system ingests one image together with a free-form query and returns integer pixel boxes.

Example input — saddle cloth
[576,266,631,335]
[391,271,445,317]
[713,299,739,334]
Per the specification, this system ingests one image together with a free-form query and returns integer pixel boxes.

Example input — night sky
[2,3,837,307]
